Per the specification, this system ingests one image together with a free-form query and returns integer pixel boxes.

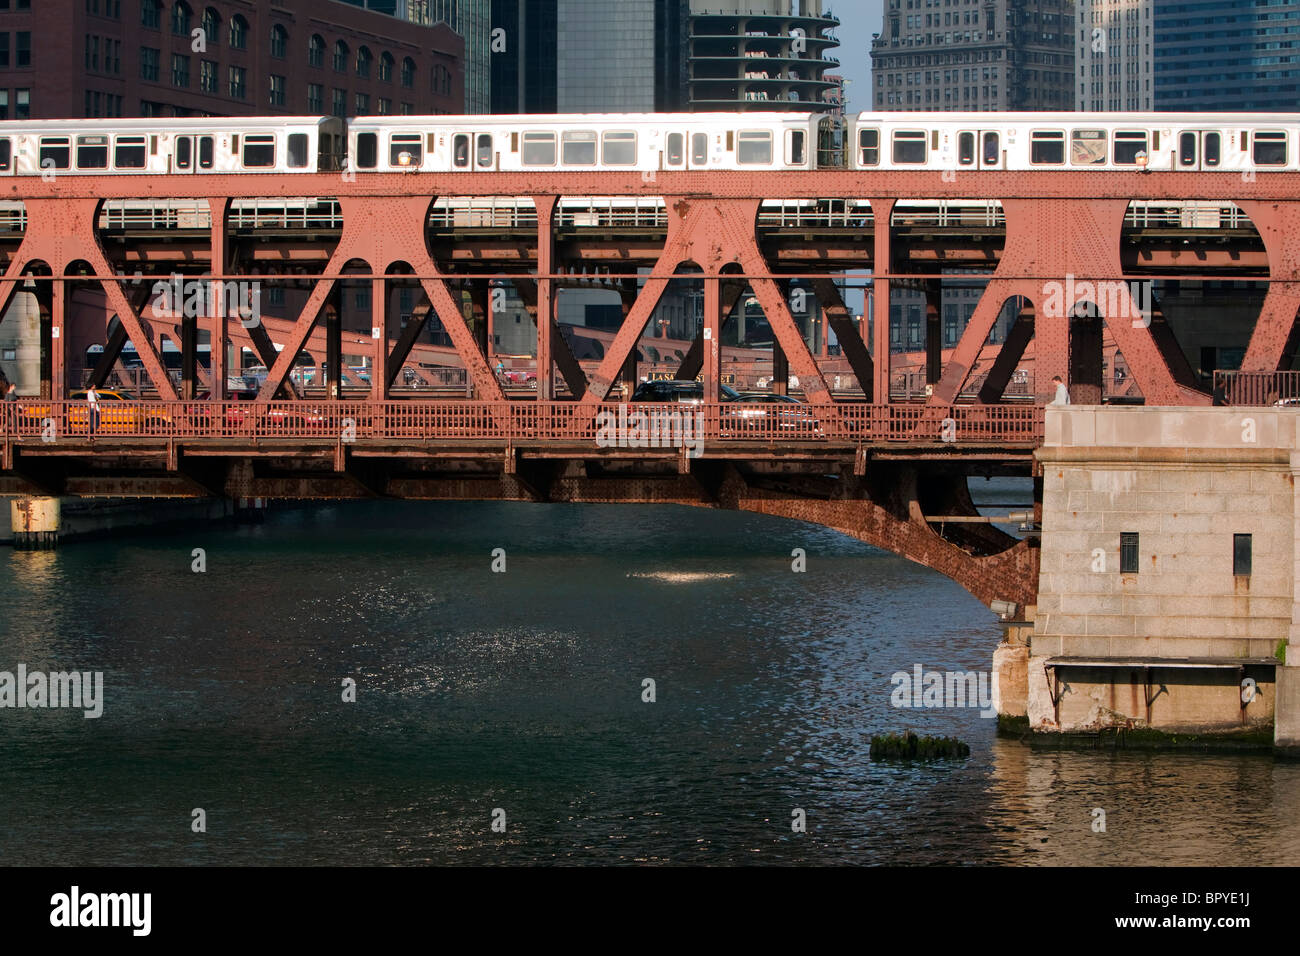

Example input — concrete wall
[1028,406,1297,739]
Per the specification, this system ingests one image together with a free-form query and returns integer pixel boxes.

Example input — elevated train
[0,111,1293,177]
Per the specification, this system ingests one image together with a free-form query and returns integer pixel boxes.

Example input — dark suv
[629,380,742,404]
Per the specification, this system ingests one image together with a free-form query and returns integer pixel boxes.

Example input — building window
[356,46,371,78]
[0,34,7,68]
[171,53,189,87]
[15,88,28,120]
[228,65,245,99]
[171,1,190,36]
[0,91,8,120]
[376,96,391,114]
[201,7,219,47]
[333,41,348,73]
[199,58,216,92]
[379,52,393,82]
[355,92,369,115]
[15,31,29,67]
[1120,532,1139,574]
[1233,534,1252,576]
[400,57,415,88]
[229,14,247,50]
[140,46,160,81]
[270,24,287,59]
[308,34,324,68]
[307,82,323,113]
[400,102,413,115]
[142,0,162,29]
[269,74,285,107]
[332,87,346,117]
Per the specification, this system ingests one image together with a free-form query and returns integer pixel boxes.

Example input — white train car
[346,112,828,174]
[0,116,344,176]
[848,112,1298,173]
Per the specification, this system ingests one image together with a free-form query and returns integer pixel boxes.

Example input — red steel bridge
[2,165,1299,607]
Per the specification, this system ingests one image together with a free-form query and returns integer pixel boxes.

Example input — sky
[831,0,885,113]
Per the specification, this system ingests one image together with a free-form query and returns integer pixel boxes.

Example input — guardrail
[0,400,1044,445]
[1213,370,1300,406]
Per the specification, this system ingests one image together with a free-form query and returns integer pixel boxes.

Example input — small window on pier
[1120,532,1139,574]
[1233,534,1252,576]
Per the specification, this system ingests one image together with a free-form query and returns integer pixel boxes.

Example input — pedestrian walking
[86,384,101,435]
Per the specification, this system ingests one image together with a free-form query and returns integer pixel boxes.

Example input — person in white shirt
[85,385,101,435]
[1048,375,1070,406]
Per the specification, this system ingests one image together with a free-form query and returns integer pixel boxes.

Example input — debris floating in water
[870,731,970,760]
[627,571,736,583]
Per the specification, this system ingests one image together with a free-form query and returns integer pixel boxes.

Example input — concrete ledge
[1046,405,1299,450]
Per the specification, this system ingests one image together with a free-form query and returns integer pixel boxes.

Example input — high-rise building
[1074,0,1153,111]
[345,0,491,113]
[870,0,1074,111]
[687,0,841,111]
[1153,0,1300,111]
[0,0,465,119]
[490,0,687,113]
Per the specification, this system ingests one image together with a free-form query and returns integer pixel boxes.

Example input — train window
[355,132,378,169]
[1113,130,1148,164]
[1179,132,1196,167]
[288,133,309,169]
[561,130,597,166]
[1071,129,1106,165]
[1254,131,1287,166]
[0,139,10,172]
[389,133,422,167]
[666,132,684,166]
[453,133,469,168]
[958,131,975,166]
[39,137,71,171]
[892,130,927,164]
[788,130,806,166]
[113,135,147,169]
[1030,130,1065,165]
[176,137,192,170]
[476,134,493,168]
[602,131,636,166]
[243,134,276,168]
[1205,132,1221,167]
[522,131,556,166]
[198,136,214,170]
[858,128,879,166]
[76,135,109,170]
[737,131,771,165]
[983,132,1000,165]
[693,132,710,165]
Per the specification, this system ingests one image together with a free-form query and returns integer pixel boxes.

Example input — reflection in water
[1,493,1297,865]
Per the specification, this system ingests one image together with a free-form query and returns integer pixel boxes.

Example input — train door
[174,134,216,173]
[452,132,497,171]
[1176,130,1222,171]
[956,129,1003,169]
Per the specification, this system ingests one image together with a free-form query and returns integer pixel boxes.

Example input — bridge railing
[1213,370,1300,406]
[0,401,1044,445]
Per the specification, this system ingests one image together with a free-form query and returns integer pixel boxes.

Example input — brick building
[0,0,464,120]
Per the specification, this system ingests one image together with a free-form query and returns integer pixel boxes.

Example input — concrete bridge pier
[1013,407,1300,749]
[9,496,61,549]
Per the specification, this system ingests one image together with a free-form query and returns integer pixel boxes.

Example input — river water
[1,490,1298,865]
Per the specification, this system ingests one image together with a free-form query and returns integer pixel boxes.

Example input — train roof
[0,116,339,132]
[348,112,823,124]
